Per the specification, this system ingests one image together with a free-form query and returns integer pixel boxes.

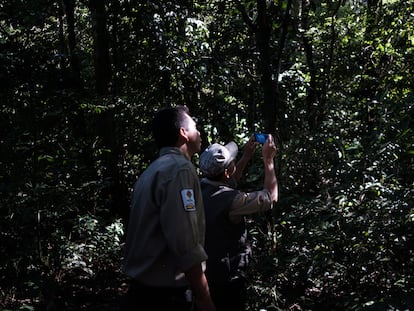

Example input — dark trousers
[209,277,247,311]
[120,281,194,311]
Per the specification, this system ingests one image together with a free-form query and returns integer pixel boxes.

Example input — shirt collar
[201,177,236,188]
[159,146,186,157]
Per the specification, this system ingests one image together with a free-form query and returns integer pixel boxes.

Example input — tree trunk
[89,0,111,95]
[88,0,128,218]
[301,0,319,131]
[62,0,83,89]
[300,0,340,132]
[363,0,381,135]
[255,0,276,135]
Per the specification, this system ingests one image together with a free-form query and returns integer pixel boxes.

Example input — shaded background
[1,0,413,310]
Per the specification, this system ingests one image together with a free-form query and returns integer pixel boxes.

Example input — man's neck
[176,143,192,160]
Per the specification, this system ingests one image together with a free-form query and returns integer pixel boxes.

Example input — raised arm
[233,135,256,182]
[262,134,278,202]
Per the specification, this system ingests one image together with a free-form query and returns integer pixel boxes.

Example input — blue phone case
[254,133,267,144]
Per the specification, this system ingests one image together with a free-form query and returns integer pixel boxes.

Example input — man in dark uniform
[199,135,278,311]
[122,106,215,311]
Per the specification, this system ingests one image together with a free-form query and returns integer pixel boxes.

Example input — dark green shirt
[122,147,207,287]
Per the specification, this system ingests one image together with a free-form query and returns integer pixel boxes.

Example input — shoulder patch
[181,189,196,212]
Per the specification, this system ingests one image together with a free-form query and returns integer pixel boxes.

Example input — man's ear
[179,127,189,141]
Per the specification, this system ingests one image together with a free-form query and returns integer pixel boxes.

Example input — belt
[129,280,193,302]
[123,280,194,310]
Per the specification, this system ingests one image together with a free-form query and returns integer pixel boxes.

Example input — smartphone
[254,133,268,144]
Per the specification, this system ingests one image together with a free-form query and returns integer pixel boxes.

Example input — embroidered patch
[181,189,196,211]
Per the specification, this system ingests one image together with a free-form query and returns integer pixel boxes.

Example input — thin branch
[234,0,257,32]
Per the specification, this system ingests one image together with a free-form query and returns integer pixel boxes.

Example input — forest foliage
[1,0,413,310]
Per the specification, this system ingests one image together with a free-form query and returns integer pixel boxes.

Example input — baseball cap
[199,141,238,178]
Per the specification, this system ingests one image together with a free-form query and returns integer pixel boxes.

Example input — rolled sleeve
[176,244,208,271]
[228,190,273,223]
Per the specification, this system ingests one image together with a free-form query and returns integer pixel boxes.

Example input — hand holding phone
[254,133,268,144]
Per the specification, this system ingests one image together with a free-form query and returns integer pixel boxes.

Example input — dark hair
[152,105,190,149]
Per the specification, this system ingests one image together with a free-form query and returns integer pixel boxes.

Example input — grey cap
[199,141,238,178]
